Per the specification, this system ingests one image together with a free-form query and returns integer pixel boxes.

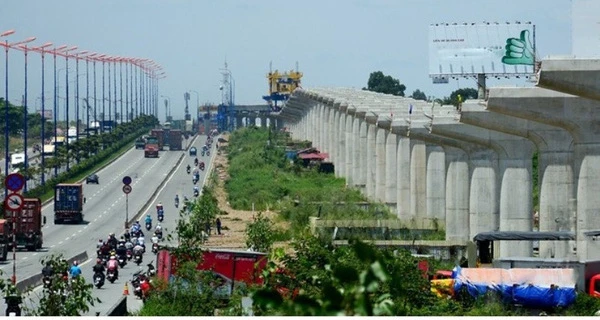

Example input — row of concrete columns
[233,115,283,130]
[276,58,600,261]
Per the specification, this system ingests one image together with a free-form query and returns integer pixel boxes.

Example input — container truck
[150,129,164,151]
[4,198,45,251]
[144,136,159,158]
[0,220,10,261]
[54,183,85,224]
[168,129,182,151]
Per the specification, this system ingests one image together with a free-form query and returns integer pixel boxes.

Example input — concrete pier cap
[537,57,600,102]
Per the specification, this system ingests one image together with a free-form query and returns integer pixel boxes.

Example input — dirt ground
[205,133,288,250]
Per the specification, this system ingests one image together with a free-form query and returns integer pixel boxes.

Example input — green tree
[411,89,427,101]
[363,71,406,96]
[23,254,98,316]
[245,212,275,252]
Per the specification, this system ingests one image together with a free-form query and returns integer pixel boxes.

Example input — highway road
[80,134,216,316]
[0,134,200,315]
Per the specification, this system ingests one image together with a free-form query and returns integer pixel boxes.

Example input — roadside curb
[15,251,89,292]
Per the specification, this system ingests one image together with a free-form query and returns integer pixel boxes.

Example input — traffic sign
[4,173,25,192]
[4,193,24,211]
[122,185,132,194]
[122,176,132,185]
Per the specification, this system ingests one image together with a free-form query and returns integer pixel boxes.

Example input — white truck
[10,153,25,169]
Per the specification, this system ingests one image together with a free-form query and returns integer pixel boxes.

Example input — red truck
[0,220,10,260]
[157,248,267,298]
[168,129,182,151]
[4,198,45,251]
[144,136,159,158]
[150,129,164,151]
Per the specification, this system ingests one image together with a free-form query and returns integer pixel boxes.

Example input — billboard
[572,0,600,57]
[429,22,536,79]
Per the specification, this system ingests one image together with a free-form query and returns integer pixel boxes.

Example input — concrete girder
[460,101,575,258]
[486,86,600,260]
[430,116,535,257]
[537,58,600,102]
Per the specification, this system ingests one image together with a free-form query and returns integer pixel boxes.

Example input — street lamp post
[73,50,88,144]
[160,95,170,123]
[119,57,123,124]
[113,57,118,127]
[18,40,38,192]
[0,29,14,192]
[30,42,53,186]
[52,45,67,178]
[85,53,97,137]
[63,46,78,172]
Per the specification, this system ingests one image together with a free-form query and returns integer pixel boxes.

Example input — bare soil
[205,133,289,251]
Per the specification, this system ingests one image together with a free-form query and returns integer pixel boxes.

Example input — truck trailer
[54,183,85,224]
[168,129,182,151]
[150,129,164,151]
[0,220,10,261]
[4,198,45,251]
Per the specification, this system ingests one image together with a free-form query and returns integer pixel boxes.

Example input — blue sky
[0,0,571,122]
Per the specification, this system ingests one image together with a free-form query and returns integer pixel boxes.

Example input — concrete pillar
[390,124,411,218]
[444,146,470,241]
[375,126,387,203]
[384,130,398,211]
[426,144,446,222]
[357,116,368,192]
[468,148,499,239]
[236,115,243,128]
[345,106,356,184]
[410,140,427,219]
[328,106,335,161]
[366,121,377,199]
[336,102,346,178]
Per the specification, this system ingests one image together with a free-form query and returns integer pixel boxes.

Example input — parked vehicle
[4,198,46,251]
[54,184,85,224]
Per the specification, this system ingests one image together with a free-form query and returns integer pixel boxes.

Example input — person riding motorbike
[118,236,126,248]
[92,258,106,284]
[116,243,127,259]
[138,235,146,250]
[108,233,118,249]
[155,224,163,235]
[133,244,144,262]
[199,161,205,170]
[194,157,199,166]
[151,233,159,244]
[42,261,54,280]
[125,239,134,250]
[145,214,152,226]
[69,261,82,279]
[124,230,131,242]
[99,242,111,258]
[174,194,179,207]
[106,256,119,279]
[186,164,191,173]
[131,221,141,234]
[193,185,199,196]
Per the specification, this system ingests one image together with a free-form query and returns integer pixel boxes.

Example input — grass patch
[224,127,395,236]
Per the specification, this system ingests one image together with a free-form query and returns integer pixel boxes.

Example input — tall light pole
[113,57,118,127]
[1,34,35,196]
[101,55,106,133]
[84,53,98,137]
[52,45,67,177]
[30,42,52,185]
[16,38,39,192]
[119,57,123,124]
[73,50,88,142]
[0,29,14,184]
[63,46,78,171]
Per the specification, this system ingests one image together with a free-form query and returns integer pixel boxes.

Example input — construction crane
[263,61,303,112]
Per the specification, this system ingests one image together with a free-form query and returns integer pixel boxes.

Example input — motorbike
[194,158,198,166]
[43,276,52,289]
[146,222,152,231]
[193,189,199,197]
[118,255,127,268]
[134,254,143,266]
[174,199,179,208]
[201,150,205,157]
[186,167,191,174]
[131,273,147,301]
[147,262,156,277]
[94,272,105,289]
[199,163,205,171]
[158,212,164,222]
[206,150,211,156]
[156,230,163,240]
[152,242,159,254]
[107,268,118,283]
[192,176,198,184]
[101,254,109,266]
[126,249,133,261]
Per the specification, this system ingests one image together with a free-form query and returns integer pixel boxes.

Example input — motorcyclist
[155,224,163,236]
[125,238,134,250]
[131,221,141,234]
[151,233,159,244]
[118,236,126,248]
[69,261,82,279]
[42,261,54,278]
[174,194,179,206]
[108,232,118,249]
[99,242,111,258]
[96,239,104,250]
[123,230,131,242]
[92,258,106,283]
[193,185,199,196]
[138,235,146,251]
[133,243,144,259]
[116,242,127,259]
[194,157,199,166]
[199,161,205,169]
[106,256,119,279]
[145,214,152,226]
[186,164,191,173]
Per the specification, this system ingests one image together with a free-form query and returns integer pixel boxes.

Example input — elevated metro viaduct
[275,57,600,261]
[210,104,285,132]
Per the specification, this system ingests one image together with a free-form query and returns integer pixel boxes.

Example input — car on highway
[86,173,100,184]
[189,146,197,157]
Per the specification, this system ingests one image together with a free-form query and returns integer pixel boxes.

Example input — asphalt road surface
[80,134,216,316]
[0,134,200,315]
